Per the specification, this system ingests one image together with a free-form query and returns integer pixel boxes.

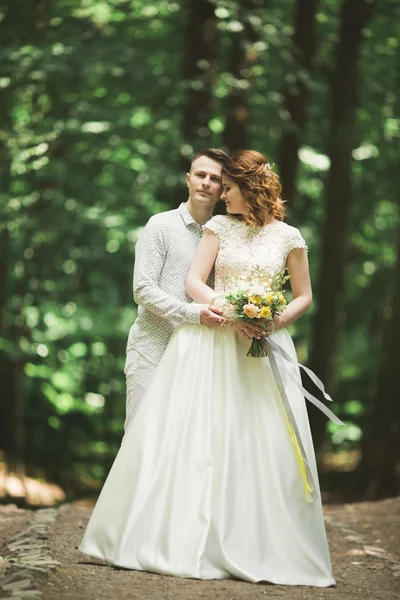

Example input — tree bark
[0,75,24,474]
[223,1,259,152]
[35,0,51,31]
[0,0,50,475]
[308,0,376,450]
[181,0,218,155]
[278,0,319,209]
[356,208,400,498]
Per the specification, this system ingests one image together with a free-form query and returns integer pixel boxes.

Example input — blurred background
[0,0,399,507]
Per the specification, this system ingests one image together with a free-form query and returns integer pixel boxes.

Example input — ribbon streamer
[264,338,345,502]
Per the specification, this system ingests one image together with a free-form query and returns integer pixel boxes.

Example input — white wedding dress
[79,215,335,587]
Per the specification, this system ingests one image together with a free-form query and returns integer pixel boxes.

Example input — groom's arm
[133,218,202,328]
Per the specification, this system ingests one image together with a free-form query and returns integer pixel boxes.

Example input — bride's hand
[231,321,270,340]
[258,319,275,336]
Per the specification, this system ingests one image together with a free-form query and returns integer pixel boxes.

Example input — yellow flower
[259,306,271,319]
[278,292,285,304]
[266,292,275,305]
[249,295,262,305]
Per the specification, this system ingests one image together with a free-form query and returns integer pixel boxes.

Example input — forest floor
[0,498,399,600]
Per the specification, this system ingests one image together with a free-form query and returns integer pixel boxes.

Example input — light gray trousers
[124,349,157,430]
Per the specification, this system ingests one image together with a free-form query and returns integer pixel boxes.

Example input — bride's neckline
[263,219,280,228]
[226,214,281,230]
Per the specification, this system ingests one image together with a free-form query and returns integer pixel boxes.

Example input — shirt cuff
[185,303,202,325]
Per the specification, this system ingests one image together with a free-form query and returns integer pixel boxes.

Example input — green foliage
[1,0,399,496]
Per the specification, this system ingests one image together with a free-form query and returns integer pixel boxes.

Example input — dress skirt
[79,324,335,587]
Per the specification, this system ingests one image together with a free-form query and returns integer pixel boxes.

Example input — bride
[79,150,336,587]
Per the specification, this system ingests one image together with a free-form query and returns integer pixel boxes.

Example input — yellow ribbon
[265,338,345,503]
[275,382,314,503]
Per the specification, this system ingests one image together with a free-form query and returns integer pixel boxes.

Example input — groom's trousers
[124,349,157,430]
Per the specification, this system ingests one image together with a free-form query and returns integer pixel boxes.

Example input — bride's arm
[186,230,219,304]
[275,248,312,330]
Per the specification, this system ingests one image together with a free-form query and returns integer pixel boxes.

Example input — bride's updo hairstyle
[224,150,285,228]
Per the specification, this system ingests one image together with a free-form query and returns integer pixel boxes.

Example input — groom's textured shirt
[127,203,205,364]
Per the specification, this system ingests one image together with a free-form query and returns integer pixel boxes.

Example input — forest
[0,0,399,505]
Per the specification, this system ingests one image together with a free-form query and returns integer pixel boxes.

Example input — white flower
[237,279,251,294]
[248,284,266,298]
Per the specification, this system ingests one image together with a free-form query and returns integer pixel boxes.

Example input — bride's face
[221,176,249,217]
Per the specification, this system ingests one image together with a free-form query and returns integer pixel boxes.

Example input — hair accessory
[262,162,274,176]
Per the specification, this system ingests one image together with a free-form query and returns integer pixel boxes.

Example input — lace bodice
[204,215,307,293]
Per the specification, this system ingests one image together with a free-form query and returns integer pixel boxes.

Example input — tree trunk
[0,0,50,476]
[181,0,218,156]
[356,209,400,498]
[223,1,259,152]
[0,2,22,470]
[0,125,24,474]
[278,0,319,209]
[308,0,376,450]
[35,0,51,31]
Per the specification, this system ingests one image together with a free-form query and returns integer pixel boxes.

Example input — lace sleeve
[286,226,308,255]
[203,215,226,237]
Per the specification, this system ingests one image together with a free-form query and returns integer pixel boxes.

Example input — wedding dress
[79,215,336,587]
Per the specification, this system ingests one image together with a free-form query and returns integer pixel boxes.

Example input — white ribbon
[266,338,344,424]
[264,338,345,501]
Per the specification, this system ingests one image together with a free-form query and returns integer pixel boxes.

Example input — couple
[79,149,336,587]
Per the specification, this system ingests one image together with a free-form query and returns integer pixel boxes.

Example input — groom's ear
[185,172,190,187]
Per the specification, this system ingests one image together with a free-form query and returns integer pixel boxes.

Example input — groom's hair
[190,148,229,170]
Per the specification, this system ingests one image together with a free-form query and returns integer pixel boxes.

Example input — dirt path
[1,499,399,600]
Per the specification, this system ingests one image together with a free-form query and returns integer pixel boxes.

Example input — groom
[124,148,229,429]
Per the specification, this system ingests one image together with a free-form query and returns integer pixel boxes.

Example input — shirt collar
[178,202,199,227]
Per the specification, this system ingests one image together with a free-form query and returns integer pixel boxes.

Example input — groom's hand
[200,305,225,327]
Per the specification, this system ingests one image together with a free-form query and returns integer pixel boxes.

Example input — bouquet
[216,267,290,358]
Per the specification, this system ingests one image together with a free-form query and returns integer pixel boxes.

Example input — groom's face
[186,156,222,208]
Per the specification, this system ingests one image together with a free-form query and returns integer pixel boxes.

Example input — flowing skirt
[79,325,335,587]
